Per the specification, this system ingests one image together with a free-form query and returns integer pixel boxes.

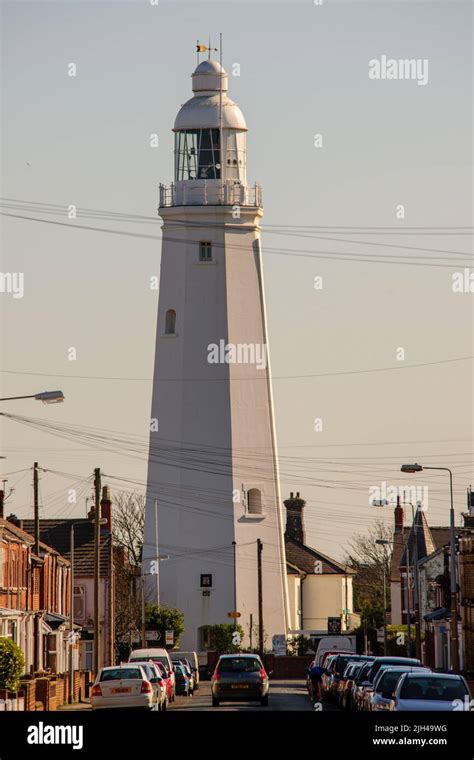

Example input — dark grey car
[211,654,270,707]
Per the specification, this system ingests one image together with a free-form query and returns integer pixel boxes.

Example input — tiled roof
[285,536,353,575]
[0,518,66,562]
[399,508,436,567]
[21,519,111,577]
[391,521,456,581]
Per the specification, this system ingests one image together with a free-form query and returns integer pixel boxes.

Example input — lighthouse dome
[173,61,247,132]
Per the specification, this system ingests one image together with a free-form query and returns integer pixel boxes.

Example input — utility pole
[232,541,237,629]
[406,543,412,658]
[382,562,388,656]
[141,575,146,647]
[257,539,263,656]
[249,613,253,652]
[154,499,159,605]
[93,467,101,676]
[33,462,40,556]
[68,523,75,703]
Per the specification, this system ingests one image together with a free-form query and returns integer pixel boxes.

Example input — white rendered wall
[144,204,288,651]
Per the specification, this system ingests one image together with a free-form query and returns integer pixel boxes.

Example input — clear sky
[1,0,472,561]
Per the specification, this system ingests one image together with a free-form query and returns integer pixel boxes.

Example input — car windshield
[369,659,420,681]
[218,657,261,673]
[101,668,143,681]
[358,663,371,682]
[376,671,408,694]
[351,665,364,679]
[336,656,355,674]
[400,676,468,701]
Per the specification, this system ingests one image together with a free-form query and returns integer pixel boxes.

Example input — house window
[81,640,93,671]
[165,309,176,335]
[200,574,212,588]
[73,585,85,620]
[247,488,262,515]
[199,241,212,262]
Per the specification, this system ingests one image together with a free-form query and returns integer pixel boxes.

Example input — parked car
[368,667,431,712]
[129,647,176,702]
[173,651,200,690]
[352,661,374,711]
[129,660,168,711]
[320,655,338,697]
[390,672,472,712]
[91,664,159,711]
[171,658,195,694]
[340,662,366,711]
[359,657,422,710]
[327,654,372,703]
[174,663,192,696]
[211,653,270,707]
[336,658,374,707]
[156,661,173,703]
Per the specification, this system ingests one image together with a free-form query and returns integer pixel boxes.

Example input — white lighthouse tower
[143,53,289,652]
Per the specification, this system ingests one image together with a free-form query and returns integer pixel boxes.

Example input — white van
[315,636,356,667]
[129,648,176,701]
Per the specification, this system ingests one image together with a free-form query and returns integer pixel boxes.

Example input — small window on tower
[165,309,176,334]
[247,488,262,515]
[199,241,212,262]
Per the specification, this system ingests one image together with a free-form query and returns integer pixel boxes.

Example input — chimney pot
[394,502,404,533]
[100,485,112,530]
[284,491,306,544]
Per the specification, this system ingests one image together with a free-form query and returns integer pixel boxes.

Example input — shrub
[0,637,25,692]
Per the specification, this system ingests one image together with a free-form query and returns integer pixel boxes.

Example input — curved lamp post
[0,390,65,403]
[401,463,459,673]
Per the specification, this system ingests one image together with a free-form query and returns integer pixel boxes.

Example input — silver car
[369,667,431,711]
[130,660,168,710]
[390,672,472,711]
[91,664,159,711]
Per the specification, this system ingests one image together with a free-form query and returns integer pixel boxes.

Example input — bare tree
[112,491,145,566]
[112,491,145,658]
[345,520,393,612]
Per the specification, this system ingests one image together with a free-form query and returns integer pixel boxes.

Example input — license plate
[231,684,249,689]
[111,687,131,694]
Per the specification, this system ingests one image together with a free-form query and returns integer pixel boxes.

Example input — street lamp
[375,539,390,655]
[0,390,65,403]
[400,463,459,672]
[69,516,107,702]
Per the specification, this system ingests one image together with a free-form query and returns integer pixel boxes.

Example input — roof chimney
[394,495,404,533]
[462,487,474,528]
[100,485,112,531]
[284,491,306,544]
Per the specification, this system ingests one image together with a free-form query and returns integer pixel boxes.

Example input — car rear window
[218,657,261,673]
[400,676,468,701]
[101,668,143,681]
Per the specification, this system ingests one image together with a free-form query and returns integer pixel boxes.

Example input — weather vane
[196,38,219,64]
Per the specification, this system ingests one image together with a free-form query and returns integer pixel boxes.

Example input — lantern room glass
[175,129,221,181]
